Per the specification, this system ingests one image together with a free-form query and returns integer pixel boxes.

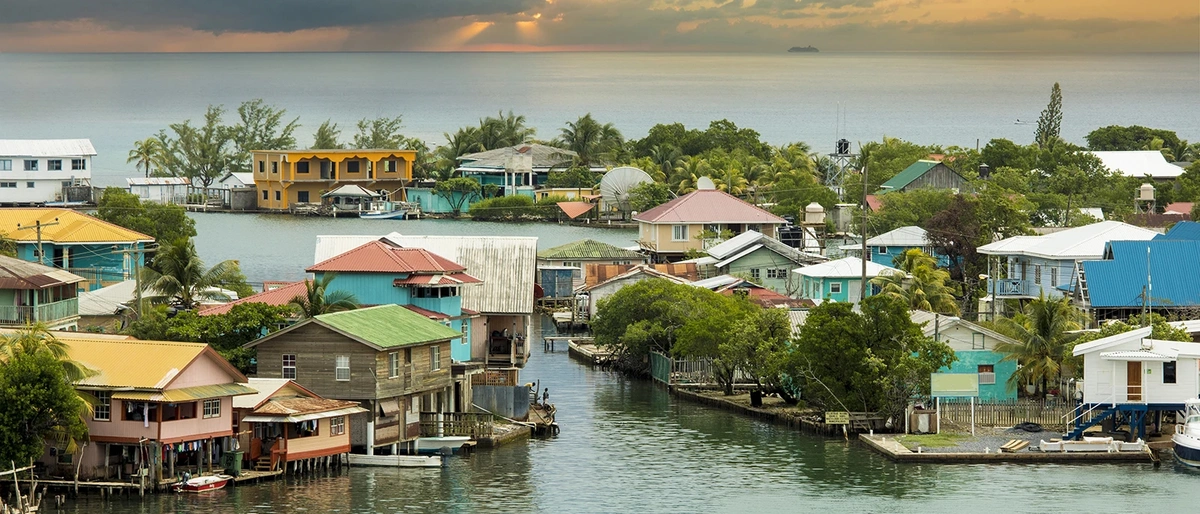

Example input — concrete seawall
[859,434,1155,464]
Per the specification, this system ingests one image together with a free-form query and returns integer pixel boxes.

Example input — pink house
[43,334,255,482]
[233,378,367,473]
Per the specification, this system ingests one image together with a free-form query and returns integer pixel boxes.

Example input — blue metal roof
[1155,221,1200,241]
[1082,240,1200,308]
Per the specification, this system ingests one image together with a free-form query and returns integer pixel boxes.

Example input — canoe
[347,454,443,468]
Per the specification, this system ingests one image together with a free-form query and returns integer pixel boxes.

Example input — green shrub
[469,195,536,221]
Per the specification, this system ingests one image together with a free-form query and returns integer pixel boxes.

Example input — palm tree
[289,273,359,318]
[670,156,712,194]
[0,323,96,457]
[140,237,240,310]
[994,293,1085,397]
[127,137,163,178]
[869,249,960,315]
[555,113,623,166]
[647,144,682,183]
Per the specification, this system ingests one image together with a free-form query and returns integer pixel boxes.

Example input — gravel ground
[910,425,1065,454]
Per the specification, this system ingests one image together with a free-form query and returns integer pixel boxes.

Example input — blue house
[914,311,1019,401]
[1078,239,1200,322]
[308,239,482,362]
[794,257,897,304]
[864,226,950,268]
[0,208,153,292]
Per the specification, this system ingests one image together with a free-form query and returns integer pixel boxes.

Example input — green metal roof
[316,305,462,349]
[878,160,940,193]
[537,239,643,260]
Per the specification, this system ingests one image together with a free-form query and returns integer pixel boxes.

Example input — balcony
[0,297,79,326]
[986,279,1063,299]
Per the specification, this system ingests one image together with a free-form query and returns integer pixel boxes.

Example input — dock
[544,335,589,352]
[858,434,1156,463]
[567,340,613,366]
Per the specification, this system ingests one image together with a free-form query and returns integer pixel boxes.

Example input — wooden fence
[937,398,1073,430]
[649,352,752,386]
[419,412,495,438]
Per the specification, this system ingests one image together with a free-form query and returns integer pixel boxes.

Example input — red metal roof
[198,280,307,316]
[308,240,468,274]
[632,189,786,224]
[392,273,482,286]
[557,201,595,219]
[402,304,450,319]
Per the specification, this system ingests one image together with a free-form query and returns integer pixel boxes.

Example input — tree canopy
[96,187,197,244]
[127,303,292,374]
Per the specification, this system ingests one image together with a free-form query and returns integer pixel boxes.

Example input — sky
[0,0,1196,53]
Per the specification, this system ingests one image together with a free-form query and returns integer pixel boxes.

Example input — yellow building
[252,149,417,210]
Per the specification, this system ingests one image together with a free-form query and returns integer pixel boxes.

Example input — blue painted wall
[869,245,951,268]
[799,276,881,303]
[938,350,1017,401]
[408,188,474,214]
[18,242,146,291]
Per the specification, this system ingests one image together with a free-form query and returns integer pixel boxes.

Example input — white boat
[1039,436,1146,452]
[173,474,233,493]
[360,200,408,220]
[347,453,443,468]
[416,436,471,454]
[1173,399,1200,467]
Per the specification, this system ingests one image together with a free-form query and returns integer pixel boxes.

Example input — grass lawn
[896,433,970,450]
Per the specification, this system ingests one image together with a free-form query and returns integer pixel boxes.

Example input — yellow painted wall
[252,150,416,210]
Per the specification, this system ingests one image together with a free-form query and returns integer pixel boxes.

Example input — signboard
[825,411,850,425]
[930,373,979,398]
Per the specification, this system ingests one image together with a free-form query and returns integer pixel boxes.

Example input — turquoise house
[308,239,482,362]
[0,208,153,292]
[865,226,951,268]
[688,230,825,297]
[913,311,1019,401]
[407,188,476,215]
[794,257,896,303]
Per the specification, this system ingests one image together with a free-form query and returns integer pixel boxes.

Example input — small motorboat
[415,436,471,454]
[173,474,232,493]
[1173,399,1200,467]
[360,200,409,220]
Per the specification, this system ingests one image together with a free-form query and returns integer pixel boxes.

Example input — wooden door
[1127,361,1142,401]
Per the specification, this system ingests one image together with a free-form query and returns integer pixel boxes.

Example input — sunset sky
[0,0,1196,53]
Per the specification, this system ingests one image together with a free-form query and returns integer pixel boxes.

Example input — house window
[275,190,281,201]
[24,160,37,171]
[271,162,278,173]
[1034,264,1042,285]
[122,402,158,422]
[672,225,688,241]
[297,161,309,173]
[877,246,888,255]
[1050,266,1058,287]
[385,160,398,172]
[203,399,221,418]
[336,355,350,381]
[766,268,787,279]
[1164,361,1177,384]
[978,364,996,385]
[71,159,86,170]
[262,190,269,200]
[389,352,399,378]
[461,322,469,341]
[430,346,441,371]
[93,391,111,421]
[282,354,296,379]
[47,159,62,171]
[258,161,265,173]
[0,160,10,171]
[347,161,360,173]
[829,282,842,294]
[26,182,34,188]
[750,268,761,280]
[330,416,346,436]
[562,261,582,269]
[297,191,310,203]
[972,333,986,350]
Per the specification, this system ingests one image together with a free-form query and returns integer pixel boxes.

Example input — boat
[173,474,232,493]
[415,436,472,454]
[360,200,409,220]
[1173,399,1200,467]
[788,46,819,53]
[1038,436,1146,452]
[347,453,443,468]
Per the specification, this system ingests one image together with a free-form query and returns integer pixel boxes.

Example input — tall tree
[556,113,623,166]
[870,249,961,315]
[95,187,197,244]
[433,177,483,217]
[140,237,241,310]
[1034,82,1063,149]
[127,137,163,178]
[230,99,300,173]
[311,119,344,149]
[353,116,406,149]
[155,105,235,188]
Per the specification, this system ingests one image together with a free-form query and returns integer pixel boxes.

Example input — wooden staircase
[253,457,273,472]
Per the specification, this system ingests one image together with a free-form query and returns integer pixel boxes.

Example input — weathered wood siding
[900,163,968,192]
[253,323,381,401]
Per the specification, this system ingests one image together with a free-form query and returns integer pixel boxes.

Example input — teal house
[0,208,154,292]
[307,239,482,362]
[688,230,825,297]
[407,187,476,215]
[865,226,951,268]
[794,257,896,303]
[913,311,1019,401]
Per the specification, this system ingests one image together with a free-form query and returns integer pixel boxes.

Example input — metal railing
[0,297,79,325]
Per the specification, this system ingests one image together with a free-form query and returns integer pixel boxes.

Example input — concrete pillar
[366,418,375,456]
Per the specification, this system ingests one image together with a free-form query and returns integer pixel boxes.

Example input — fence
[418,412,494,438]
[649,351,751,386]
[936,398,1073,431]
[473,385,531,420]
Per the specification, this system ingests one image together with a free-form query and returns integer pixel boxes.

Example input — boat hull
[347,454,443,468]
[1173,434,1200,467]
[415,436,471,454]
[360,211,407,220]
[174,475,231,493]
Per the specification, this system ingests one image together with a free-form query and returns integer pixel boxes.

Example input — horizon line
[2,49,1199,56]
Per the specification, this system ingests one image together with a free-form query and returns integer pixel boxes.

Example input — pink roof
[557,201,595,219]
[633,189,786,224]
[308,240,468,274]
[198,281,307,316]
[1165,202,1194,215]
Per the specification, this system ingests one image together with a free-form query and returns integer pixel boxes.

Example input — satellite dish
[599,166,653,219]
[696,176,716,190]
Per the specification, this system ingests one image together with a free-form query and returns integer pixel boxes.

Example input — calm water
[1,52,1197,188]
[55,317,1198,513]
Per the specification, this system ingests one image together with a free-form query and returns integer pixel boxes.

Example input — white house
[0,139,94,204]
[1091,151,1185,180]
[127,177,190,204]
[1072,326,1200,407]
[216,172,255,189]
[580,265,691,318]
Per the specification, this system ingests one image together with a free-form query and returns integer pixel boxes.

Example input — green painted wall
[719,247,800,296]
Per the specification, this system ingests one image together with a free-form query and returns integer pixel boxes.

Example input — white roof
[1072,326,1152,356]
[978,220,1159,260]
[866,226,929,247]
[127,177,189,186]
[793,257,897,279]
[78,280,138,316]
[707,231,765,260]
[322,184,377,198]
[219,172,255,186]
[233,378,295,409]
[691,275,744,290]
[315,233,538,315]
[1091,151,1184,180]
[0,139,96,158]
[909,310,1019,349]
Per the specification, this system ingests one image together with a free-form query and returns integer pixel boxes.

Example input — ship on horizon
[788,46,819,53]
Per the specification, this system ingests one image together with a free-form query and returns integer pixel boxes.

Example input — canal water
[58,317,1197,513]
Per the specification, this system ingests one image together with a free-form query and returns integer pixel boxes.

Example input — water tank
[978,163,991,180]
[804,202,826,225]
[835,139,851,155]
[1138,183,1155,201]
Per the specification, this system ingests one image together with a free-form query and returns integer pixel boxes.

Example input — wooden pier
[544,336,590,352]
[567,340,613,366]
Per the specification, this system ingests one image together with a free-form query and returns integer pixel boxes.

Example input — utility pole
[860,166,868,302]
[16,218,60,266]
[114,245,156,320]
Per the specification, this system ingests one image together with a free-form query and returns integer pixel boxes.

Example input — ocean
[1,52,1197,188]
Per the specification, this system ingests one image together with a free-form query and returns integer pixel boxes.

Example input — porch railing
[418,412,494,438]
[0,297,79,325]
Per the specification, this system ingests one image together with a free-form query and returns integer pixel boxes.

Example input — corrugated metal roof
[583,263,698,287]
[126,177,190,186]
[793,257,897,279]
[0,255,84,290]
[322,184,378,198]
[113,383,257,402]
[632,189,787,225]
[198,281,307,316]
[242,405,368,423]
[315,304,463,349]
[1091,151,1184,179]
[0,139,96,157]
[866,226,929,247]
[0,208,153,244]
[1082,240,1200,308]
[234,378,299,409]
[537,239,644,260]
[582,265,692,292]
[979,221,1158,260]
[315,233,538,315]
[392,273,481,286]
[309,240,470,275]
[1156,221,1200,241]
[879,160,942,192]
[706,231,764,260]
[66,337,247,392]
[1099,350,1175,361]
[456,144,576,169]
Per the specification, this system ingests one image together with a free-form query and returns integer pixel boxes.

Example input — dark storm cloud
[0,0,538,33]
